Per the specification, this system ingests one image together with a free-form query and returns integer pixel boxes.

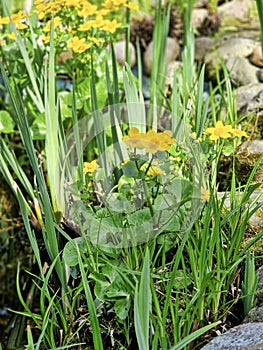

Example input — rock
[205,36,258,79]
[201,323,263,349]
[257,70,263,83]
[165,60,183,88]
[234,83,263,116]
[143,37,180,76]
[235,140,263,184]
[250,45,263,68]
[226,56,259,87]
[194,0,209,9]
[114,40,136,68]
[194,36,216,61]
[243,305,263,323]
[191,8,208,31]
[218,0,258,27]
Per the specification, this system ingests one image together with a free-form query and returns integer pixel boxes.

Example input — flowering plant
[66,116,207,248]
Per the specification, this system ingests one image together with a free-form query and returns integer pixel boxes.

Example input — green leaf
[63,237,87,266]
[134,247,151,350]
[114,296,130,320]
[122,161,139,178]
[89,272,111,301]
[127,208,152,226]
[0,110,15,133]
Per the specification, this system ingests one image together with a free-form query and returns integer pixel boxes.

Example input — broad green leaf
[63,237,87,266]
[0,110,15,133]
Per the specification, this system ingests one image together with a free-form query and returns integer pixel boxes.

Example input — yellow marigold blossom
[17,22,28,30]
[92,16,107,29]
[33,0,44,5]
[89,36,101,45]
[83,160,98,175]
[65,0,81,7]
[124,2,139,10]
[123,127,176,154]
[145,129,176,153]
[102,19,122,33]
[67,36,92,53]
[122,158,130,165]
[230,128,248,138]
[122,127,148,149]
[42,35,50,44]
[7,32,16,40]
[43,16,61,32]
[96,8,110,16]
[0,16,10,25]
[140,163,164,177]
[204,121,232,141]
[78,22,93,31]
[11,11,27,24]
[78,3,97,17]
[201,187,210,202]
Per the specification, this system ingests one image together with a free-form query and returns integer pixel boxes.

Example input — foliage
[0,0,263,349]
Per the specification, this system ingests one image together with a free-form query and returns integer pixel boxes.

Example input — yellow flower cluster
[0,0,138,52]
[0,10,30,43]
[204,121,248,141]
[31,0,138,50]
[122,127,176,154]
[140,163,165,177]
[83,160,98,176]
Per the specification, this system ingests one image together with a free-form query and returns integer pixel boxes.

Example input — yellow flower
[78,22,93,31]
[204,121,232,141]
[122,127,147,149]
[0,39,5,45]
[122,127,176,154]
[0,16,10,24]
[83,160,98,175]
[11,11,27,24]
[96,8,110,16]
[102,19,122,33]
[230,128,248,138]
[78,3,97,17]
[43,16,61,32]
[92,16,107,29]
[17,22,28,30]
[42,34,50,44]
[65,0,81,7]
[140,163,164,177]
[89,36,101,46]
[7,33,16,40]
[67,36,92,53]
[201,187,210,202]
[124,2,139,10]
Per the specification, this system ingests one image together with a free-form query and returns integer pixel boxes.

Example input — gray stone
[205,37,258,79]
[114,40,136,68]
[257,70,263,83]
[235,140,263,183]
[234,83,263,116]
[250,46,263,68]
[194,36,216,61]
[218,0,258,27]
[243,305,263,323]
[201,322,263,350]
[226,56,258,87]
[191,8,208,31]
[143,37,180,76]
